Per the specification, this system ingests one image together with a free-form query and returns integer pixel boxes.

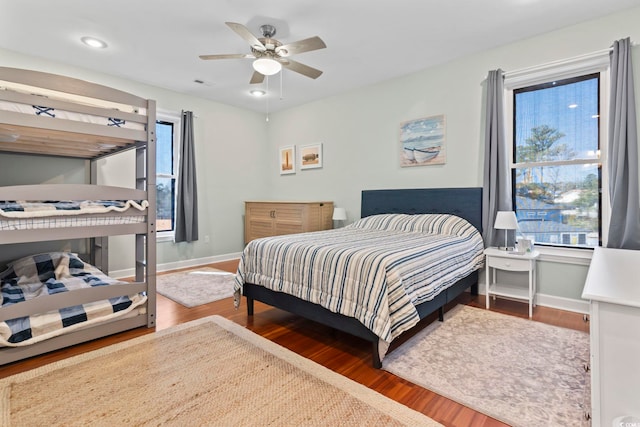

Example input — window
[509,73,603,249]
[156,111,180,241]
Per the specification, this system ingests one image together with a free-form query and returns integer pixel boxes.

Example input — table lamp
[494,211,518,250]
[332,207,347,228]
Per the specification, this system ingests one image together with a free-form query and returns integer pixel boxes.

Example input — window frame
[155,109,181,243]
[504,54,611,262]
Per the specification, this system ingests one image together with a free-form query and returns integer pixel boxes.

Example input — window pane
[156,177,175,232]
[514,164,600,247]
[514,75,599,163]
[513,73,601,248]
[156,121,174,175]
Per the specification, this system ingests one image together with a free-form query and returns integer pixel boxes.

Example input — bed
[0,66,156,365]
[235,187,484,368]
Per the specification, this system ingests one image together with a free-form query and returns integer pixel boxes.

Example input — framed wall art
[279,145,296,174]
[300,143,323,170]
[400,114,446,167]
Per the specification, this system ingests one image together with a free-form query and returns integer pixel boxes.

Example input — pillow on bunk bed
[0,252,121,298]
[3,252,79,285]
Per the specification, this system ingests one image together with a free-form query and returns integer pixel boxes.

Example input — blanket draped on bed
[235,214,485,356]
[0,252,146,346]
[0,200,148,218]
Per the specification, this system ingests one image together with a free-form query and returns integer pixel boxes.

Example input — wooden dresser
[582,247,640,426]
[244,201,334,244]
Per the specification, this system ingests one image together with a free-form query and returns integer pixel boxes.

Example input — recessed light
[81,36,108,49]
[250,89,266,97]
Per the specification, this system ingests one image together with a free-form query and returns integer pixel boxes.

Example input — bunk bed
[0,67,156,365]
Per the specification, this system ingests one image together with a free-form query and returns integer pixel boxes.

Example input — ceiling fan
[199,22,326,84]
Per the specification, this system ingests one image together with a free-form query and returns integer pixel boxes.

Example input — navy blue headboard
[361,187,483,232]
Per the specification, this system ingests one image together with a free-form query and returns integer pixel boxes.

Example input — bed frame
[243,187,482,368]
[0,67,156,365]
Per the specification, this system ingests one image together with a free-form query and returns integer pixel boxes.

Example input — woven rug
[383,305,590,427]
[0,315,441,427]
[156,267,235,307]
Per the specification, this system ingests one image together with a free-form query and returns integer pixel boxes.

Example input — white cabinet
[582,247,640,426]
[484,247,539,318]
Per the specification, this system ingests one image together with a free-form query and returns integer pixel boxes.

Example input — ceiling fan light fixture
[252,58,281,76]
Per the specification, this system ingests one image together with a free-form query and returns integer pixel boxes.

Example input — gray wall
[2,6,640,304]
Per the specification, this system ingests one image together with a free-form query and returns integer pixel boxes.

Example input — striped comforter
[235,214,485,349]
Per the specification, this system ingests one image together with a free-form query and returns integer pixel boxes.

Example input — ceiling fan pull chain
[266,76,270,122]
[280,70,284,100]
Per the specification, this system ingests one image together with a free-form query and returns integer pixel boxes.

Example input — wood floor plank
[1,259,589,427]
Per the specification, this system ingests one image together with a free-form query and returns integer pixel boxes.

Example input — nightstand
[484,247,540,318]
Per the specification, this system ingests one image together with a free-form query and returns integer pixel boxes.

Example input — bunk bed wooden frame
[0,66,156,365]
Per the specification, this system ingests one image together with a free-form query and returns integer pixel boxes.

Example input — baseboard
[534,293,589,314]
[111,252,242,279]
[477,283,589,314]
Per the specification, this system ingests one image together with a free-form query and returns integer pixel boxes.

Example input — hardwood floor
[1,259,589,427]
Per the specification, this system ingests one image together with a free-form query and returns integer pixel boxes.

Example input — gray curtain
[174,111,199,243]
[607,38,640,249]
[482,69,512,247]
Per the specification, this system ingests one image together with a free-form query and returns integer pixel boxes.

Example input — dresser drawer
[486,255,530,271]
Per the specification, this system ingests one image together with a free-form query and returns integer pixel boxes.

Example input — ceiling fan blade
[250,71,265,85]
[225,22,266,51]
[280,58,323,79]
[276,36,326,57]
[199,53,254,60]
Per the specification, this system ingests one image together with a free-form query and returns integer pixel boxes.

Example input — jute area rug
[156,267,235,307]
[0,316,441,427]
[383,305,590,427]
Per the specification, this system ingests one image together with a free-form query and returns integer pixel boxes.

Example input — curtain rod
[503,41,636,79]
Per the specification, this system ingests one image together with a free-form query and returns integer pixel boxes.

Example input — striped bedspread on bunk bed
[235,213,485,346]
[0,252,146,347]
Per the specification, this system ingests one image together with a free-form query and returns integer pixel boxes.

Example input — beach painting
[400,114,446,167]
[279,145,295,174]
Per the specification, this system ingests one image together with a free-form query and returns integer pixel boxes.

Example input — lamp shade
[252,58,282,76]
[494,211,518,230]
[332,207,347,221]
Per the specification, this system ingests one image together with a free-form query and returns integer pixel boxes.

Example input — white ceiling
[1,0,638,113]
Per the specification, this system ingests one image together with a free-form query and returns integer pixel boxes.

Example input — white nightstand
[484,247,540,318]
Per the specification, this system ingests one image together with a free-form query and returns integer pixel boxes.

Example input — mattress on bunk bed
[0,88,146,130]
[235,213,485,347]
[0,199,148,230]
[0,252,146,347]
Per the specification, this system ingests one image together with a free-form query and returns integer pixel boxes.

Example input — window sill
[533,245,593,266]
[157,233,175,243]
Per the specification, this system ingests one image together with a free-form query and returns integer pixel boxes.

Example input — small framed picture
[300,143,323,170]
[279,145,295,174]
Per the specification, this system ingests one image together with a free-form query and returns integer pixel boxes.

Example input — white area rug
[383,305,590,427]
[156,267,235,307]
